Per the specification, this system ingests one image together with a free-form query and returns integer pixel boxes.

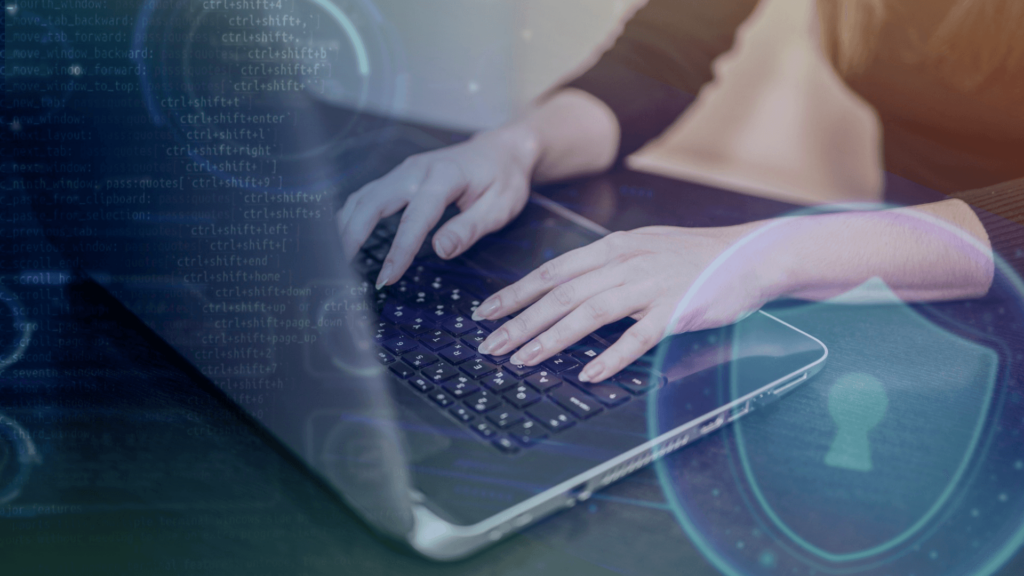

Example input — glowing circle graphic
[645,204,1024,575]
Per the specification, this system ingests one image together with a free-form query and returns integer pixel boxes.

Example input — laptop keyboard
[353,219,666,454]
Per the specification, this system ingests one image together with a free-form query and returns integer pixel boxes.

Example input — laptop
[48,149,825,561]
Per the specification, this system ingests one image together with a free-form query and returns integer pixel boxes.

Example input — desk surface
[4,109,1024,575]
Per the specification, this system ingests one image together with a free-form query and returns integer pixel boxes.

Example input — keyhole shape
[825,372,888,472]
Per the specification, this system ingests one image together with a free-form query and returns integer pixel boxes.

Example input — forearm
[764,199,994,303]
[480,88,620,185]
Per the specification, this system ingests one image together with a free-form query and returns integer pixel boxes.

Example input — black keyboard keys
[449,405,475,423]
[441,315,477,336]
[579,382,630,406]
[612,370,662,394]
[407,376,433,393]
[371,322,400,345]
[442,376,479,399]
[382,302,415,324]
[465,389,502,413]
[550,385,604,419]
[439,342,473,365]
[507,420,548,447]
[388,362,417,379]
[420,330,455,351]
[402,351,438,369]
[570,344,604,363]
[525,370,561,392]
[383,336,418,355]
[426,361,460,383]
[427,302,457,322]
[493,437,519,454]
[462,327,490,348]
[505,383,541,409]
[428,390,455,408]
[481,371,518,393]
[504,361,538,378]
[526,401,576,432]
[374,350,396,365]
[471,421,497,439]
[400,317,434,336]
[460,358,497,379]
[542,354,579,373]
[487,408,525,429]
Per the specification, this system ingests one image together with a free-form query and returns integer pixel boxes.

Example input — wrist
[475,122,543,175]
[738,217,815,302]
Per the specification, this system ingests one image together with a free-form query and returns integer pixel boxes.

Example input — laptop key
[460,358,497,379]
[525,370,562,392]
[419,330,455,351]
[441,315,477,336]
[429,390,455,408]
[402,351,438,369]
[427,302,457,322]
[382,302,415,324]
[374,350,396,365]
[388,362,417,380]
[560,367,586,387]
[442,376,479,399]
[612,370,662,394]
[400,317,434,337]
[471,421,497,439]
[481,371,518,393]
[542,354,579,374]
[383,336,418,355]
[371,323,400,345]
[455,298,482,318]
[570,345,604,363]
[507,420,548,447]
[526,400,576,432]
[493,437,519,454]
[505,384,541,409]
[578,383,630,406]
[465,389,503,413]
[487,408,525,429]
[426,361,460,383]
[449,406,475,423]
[461,327,490,348]
[504,361,539,378]
[407,376,433,393]
[550,385,604,419]
[439,342,474,365]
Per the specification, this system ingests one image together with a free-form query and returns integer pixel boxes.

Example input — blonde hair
[818,0,1024,90]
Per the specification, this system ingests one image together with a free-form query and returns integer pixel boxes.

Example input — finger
[376,160,468,288]
[472,236,615,321]
[336,186,377,259]
[578,312,668,383]
[508,284,650,367]
[431,176,528,260]
[479,267,623,357]
[339,163,427,261]
[336,185,366,238]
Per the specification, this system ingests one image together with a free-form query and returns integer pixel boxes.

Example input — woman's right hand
[336,126,540,289]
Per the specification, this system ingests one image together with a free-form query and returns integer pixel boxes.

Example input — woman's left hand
[472,223,778,383]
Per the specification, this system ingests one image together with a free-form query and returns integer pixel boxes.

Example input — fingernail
[478,330,508,356]
[375,263,392,290]
[510,342,542,366]
[472,297,501,321]
[434,234,456,259]
[579,362,603,383]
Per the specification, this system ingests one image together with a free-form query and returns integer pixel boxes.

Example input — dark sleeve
[564,0,759,160]
[949,179,1024,281]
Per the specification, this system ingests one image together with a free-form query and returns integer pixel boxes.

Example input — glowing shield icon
[728,282,998,566]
